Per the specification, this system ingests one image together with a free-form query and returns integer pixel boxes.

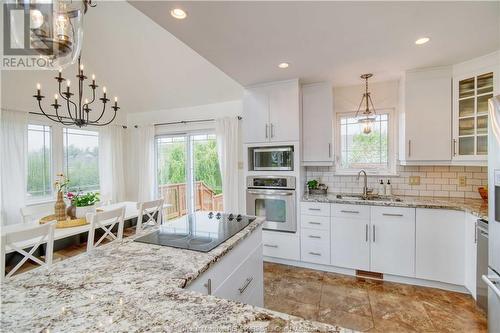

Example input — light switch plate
[459,176,467,187]
[409,176,420,185]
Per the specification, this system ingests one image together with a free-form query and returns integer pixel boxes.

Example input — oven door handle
[247,190,294,196]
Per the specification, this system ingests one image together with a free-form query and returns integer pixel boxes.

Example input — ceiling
[1,1,243,114]
[130,1,500,87]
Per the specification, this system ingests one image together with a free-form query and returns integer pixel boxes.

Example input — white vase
[75,205,96,218]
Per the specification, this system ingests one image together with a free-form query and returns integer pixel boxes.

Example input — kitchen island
[0,216,350,333]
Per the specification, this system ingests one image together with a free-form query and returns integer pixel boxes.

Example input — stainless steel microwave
[250,146,294,171]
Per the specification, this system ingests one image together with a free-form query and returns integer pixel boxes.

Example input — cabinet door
[416,209,465,285]
[242,87,269,143]
[331,216,370,270]
[268,81,300,142]
[403,67,452,161]
[464,213,477,298]
[302,83,333,164]
[370,207,416,277]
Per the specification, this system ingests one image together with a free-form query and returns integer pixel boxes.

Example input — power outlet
[459,176,467,187]
[409,176,421,185]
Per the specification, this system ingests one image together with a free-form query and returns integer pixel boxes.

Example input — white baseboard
[264,256,469,294]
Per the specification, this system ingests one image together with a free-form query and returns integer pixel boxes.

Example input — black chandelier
[33,56,120,127]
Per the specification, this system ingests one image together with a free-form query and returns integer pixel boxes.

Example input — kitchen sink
[335,194,402,202]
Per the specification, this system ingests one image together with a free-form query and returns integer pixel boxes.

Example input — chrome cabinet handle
[271,124,275,138]
[382,213,404,217]
[408,140,412,157]
[308,235,321,239]
[204,278,212,295]
[328,143,332,158]
[238,277,254,294]
[264,244,278,248]
[372,225,376,242]
[453,139,457,156]
[365,224,369,242]
[265,124,269,139]
[308,208,321,211]
[308,222,321,225]
[341,210,359,214]
[309,252,321,256]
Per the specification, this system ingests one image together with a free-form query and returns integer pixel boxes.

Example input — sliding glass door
[156,132,223,220]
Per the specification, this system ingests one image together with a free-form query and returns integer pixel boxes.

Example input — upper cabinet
[242,80,300,144]
[400,66,453,164]
[452,51,499,165]
[301,83,334,165]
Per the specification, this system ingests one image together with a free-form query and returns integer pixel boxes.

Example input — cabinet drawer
[331,204,370,219]
[301,236,330,265]
[301,202,330,217]
[262,230,300,260]
[215,245,263,306]
[301,228,330,243]
[371,206,415,222]
[301,214,330,231]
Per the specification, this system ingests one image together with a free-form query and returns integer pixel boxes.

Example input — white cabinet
[465,213,478,298]
[370,206,415,277]
[416,209,465,285]
[242,80,300,144]
[262,230,300,261]
[331,214,370,271]
[300,228,330,265]
[301,83,333,165]
[187,226,263,306]
[400,67,452,163]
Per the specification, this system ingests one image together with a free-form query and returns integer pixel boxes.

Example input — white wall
[124,100,246,212]
[333,80,400,113]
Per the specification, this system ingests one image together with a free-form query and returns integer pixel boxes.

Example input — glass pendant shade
[358,116,375,135]
[11,0,87,69]
[355,74,377,135]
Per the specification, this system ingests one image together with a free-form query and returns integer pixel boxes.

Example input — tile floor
[264,262,488,332]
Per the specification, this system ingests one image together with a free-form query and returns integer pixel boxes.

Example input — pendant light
[355,73,377,135]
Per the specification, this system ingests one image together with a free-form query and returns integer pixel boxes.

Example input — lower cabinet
[416,208,465,286]
[464,213,478,298]
[187,226,263,306]
[331,215,370,271]
[262,230,300,261]
[301,228,330,265]
[370,206,416,277]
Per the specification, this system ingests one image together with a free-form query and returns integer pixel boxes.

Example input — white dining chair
[136,199,164,234]
[1,221,56,282]
[20,202,55,223]
[86,207,125,252]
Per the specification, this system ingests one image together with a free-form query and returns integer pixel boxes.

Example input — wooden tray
[39,215,88,229]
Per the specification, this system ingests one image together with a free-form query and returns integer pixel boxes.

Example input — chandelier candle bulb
[36,83,41,95]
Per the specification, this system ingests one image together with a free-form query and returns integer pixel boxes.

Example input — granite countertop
[1,217,350,333]
[303,194,488,220]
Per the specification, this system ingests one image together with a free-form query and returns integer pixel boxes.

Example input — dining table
[1,201,171,254]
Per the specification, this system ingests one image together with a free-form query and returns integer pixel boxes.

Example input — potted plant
[54,173,70,220]
[71,192,100,218]
[307,179,328,195]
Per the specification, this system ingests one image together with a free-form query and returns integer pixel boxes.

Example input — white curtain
[133,125,155,202]
[215,117,240,212]
[98,125,125,204]
[0,110,27,225]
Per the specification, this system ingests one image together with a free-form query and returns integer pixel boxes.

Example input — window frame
[25,116,102,204]
[26,122,54,203]
[335,108,397,176]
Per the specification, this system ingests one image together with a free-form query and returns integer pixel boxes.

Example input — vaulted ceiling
[131,1,500,87]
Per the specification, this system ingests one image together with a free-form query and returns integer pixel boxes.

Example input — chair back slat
[1,221,56,281]
[136,199,164,234]
[20,203,54,223]
[86,207,125,252]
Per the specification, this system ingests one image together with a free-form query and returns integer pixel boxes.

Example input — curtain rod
[153,116,242,127]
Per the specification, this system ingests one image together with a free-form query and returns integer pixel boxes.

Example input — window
[337,113,391,173]
[63,128,99,192]
[156,132,223,220]
[27,124,52,200]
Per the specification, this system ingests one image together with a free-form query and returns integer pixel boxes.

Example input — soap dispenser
[378,179,385,195]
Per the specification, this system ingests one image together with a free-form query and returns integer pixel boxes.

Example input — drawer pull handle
[308,235,321,239]
[309,252,321,256]
[341,210,359,214]
[308,208,321,211]
[264,244,278,248]
[238,277,254,294]
[204,278,212,295]
[308,222,321,225]
[382,213,404,217]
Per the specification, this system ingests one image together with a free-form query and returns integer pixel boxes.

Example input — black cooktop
[134,212,256,252]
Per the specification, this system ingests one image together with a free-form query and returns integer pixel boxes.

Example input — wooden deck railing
[159,182,223,220]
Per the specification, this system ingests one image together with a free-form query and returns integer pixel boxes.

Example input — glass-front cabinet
[454,70,495,163]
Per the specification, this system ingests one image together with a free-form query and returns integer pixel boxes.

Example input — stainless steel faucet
[357,170,369,198]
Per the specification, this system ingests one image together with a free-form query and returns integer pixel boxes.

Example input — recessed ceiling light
[415,37,430,45]
[278,62,289,69]
[170,8,187,19]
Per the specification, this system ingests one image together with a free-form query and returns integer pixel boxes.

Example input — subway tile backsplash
[305,165,488,199]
